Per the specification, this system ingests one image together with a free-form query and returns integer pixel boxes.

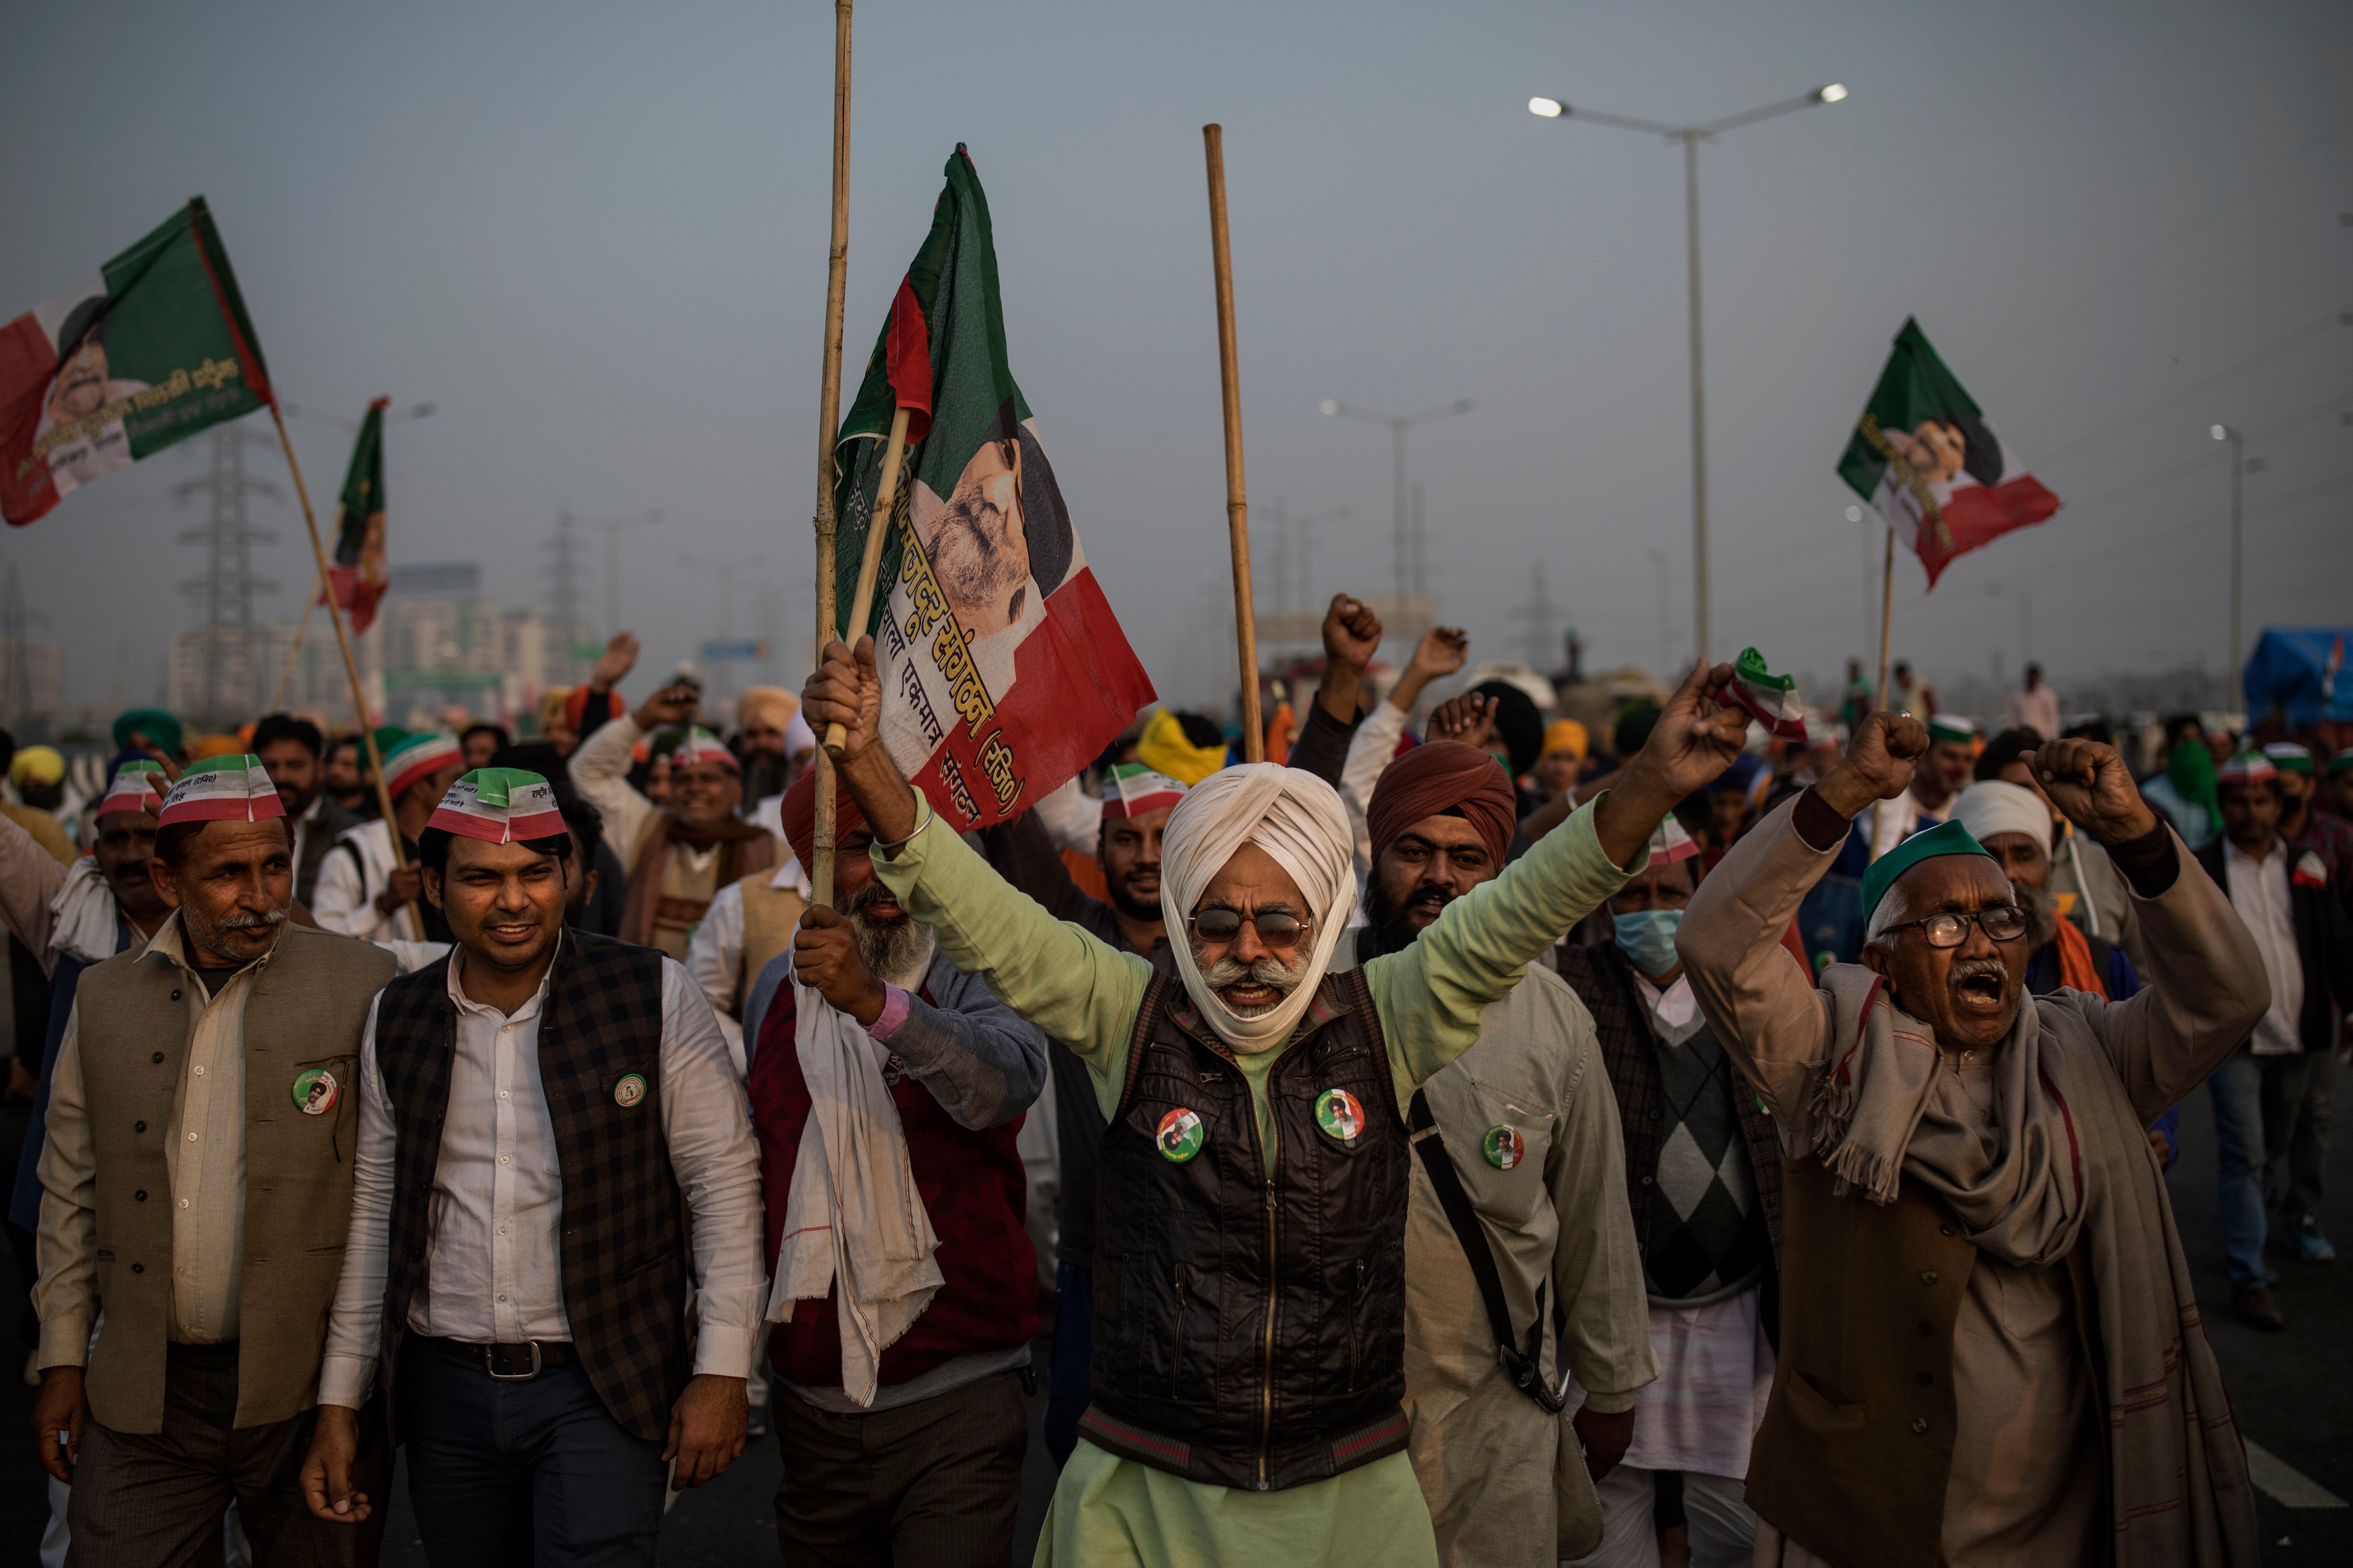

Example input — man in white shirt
[2197,751,2353,1327]
[2004,663,2061,742]
[310,733,467,945]
[685,855,812,1065]
[300,768,764,1564]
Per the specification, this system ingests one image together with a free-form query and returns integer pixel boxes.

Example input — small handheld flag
[1718,649,1809,742]
[1103,763,1188,820]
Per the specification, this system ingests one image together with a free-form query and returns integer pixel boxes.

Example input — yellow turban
[1136,709,1228,786]
[1541,719,1588,761]
[9,745,65,788]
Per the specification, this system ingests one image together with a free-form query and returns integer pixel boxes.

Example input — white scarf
[762,922,943,1407]
[1159,763,1356,1052]
[48,857,121,965]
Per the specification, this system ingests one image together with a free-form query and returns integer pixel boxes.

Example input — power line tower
[543,509,589,686]
[172,425,281,723]
[1510,559,1558,670]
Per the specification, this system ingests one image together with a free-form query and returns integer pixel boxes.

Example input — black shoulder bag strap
[1408,1088,1565,1413]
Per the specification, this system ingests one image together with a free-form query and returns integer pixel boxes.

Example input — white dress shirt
[2225,837,2303,1056]
[317,937,765,1406]
[309,819,427,944]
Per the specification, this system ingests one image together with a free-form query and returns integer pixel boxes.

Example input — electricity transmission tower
[172,425,282,723]
[1510,560,1559,670]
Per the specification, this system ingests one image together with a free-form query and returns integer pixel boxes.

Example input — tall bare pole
[809,0,855,907]
[1683,133,1710,662]
[1875,528,1895,708]
[269,408,403,854]
[1203,124,1262,763]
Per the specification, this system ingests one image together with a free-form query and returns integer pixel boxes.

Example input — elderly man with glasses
[1675,711,2270,1568]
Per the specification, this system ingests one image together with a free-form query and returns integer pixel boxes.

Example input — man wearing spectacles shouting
[803,638,1749,1568]
[1677,711,2271,1568]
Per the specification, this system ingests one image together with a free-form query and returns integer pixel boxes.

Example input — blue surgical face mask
[1612,908,1683,977]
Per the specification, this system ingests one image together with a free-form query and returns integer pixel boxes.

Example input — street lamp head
[1318,399,1342,417]
[1814,83,1848,104]
[1528,97,1564,119]
[1846,505,1863,522]
[2210,424,2228,441]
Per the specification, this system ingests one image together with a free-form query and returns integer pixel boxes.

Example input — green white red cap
[384,732,464,799]
[1927,714,1978,744]
[2218,751,2276,785]
[429,768,567,844]
[672,727,738,772]
[1717,648,1809,742]
[1102,763,1187,820]
[1648,815,1699,868]
[2262,742,2313,774]
[158,755,288,827]
[96,760,168,816]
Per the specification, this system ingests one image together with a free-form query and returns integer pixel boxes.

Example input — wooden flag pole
[821,404,912,758]
[1875,527,1896,710]
[270,568,322,713]
[809,0,855,908]
[269,405,404,860]
[1203,123,1263,763]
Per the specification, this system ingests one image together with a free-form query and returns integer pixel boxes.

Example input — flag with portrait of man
[830,145,1156,831]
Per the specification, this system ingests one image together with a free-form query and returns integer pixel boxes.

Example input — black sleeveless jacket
[1079,967,1412,1491]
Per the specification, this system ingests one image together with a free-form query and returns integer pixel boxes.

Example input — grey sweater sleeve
[889,957,1052,1131]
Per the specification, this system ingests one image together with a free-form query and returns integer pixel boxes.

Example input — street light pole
[1318,398,1472,609]
[1529,83,1847,660]
[587,510,664,636]
[2211,424,2243,705]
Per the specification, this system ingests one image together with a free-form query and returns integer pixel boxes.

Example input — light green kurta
[869,789,1642,1568]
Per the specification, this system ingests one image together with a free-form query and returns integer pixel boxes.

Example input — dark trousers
[2211,1046,2334,1284]
[398,1344,667,1568]
[1042,1263,1093,1467]
[67,1341,385,1568]
[771,1368,1028,1568]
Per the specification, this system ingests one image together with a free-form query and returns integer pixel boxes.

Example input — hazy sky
[4,0,2348,717]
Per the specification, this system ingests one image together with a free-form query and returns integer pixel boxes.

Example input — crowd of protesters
[0,600,2342,1568]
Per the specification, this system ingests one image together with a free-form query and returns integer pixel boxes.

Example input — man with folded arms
[1676,713,2268,1566]
[299,768,763,1566]
[802,636,1743,1568]
[30,755,397,1566]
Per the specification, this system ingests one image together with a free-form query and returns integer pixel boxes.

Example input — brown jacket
[1679,796,2266,1568]
[58,924,395,1432]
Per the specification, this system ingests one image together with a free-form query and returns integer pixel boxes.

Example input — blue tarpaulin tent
[2242,627,2353,725]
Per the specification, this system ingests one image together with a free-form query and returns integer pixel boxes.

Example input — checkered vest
[372,932,688,1441]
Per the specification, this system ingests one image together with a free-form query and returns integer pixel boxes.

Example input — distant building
[268,562,555,732]
[0,638,64,733]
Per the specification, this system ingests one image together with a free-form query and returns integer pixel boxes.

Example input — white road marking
[2246,1439,2348,1509]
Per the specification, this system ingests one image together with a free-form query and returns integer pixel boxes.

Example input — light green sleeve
[871,790,1155,1116]
[1366,795,1644,1092]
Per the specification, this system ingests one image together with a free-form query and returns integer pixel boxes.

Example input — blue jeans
[399,1346,668,1568]
[1043,1263,1094,1467]
[2208,1047,2328,1287]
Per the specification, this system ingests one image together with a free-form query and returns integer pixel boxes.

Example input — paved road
[3,1082,2347,1565]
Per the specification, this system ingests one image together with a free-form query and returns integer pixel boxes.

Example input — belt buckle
[484,1340,543,1382]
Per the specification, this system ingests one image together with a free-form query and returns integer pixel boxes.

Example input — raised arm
[1289,595,1384,786]
[0,807,69,973]
[1370,658,1748,1086]
[805,638,1154,1107]
[978,805,1093,924]
[2026,737,2270,1122]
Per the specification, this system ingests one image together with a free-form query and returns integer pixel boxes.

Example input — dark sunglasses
[1881,905,2029,949]
[1187,907,1312,949]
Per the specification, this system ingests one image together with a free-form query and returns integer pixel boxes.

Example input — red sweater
[749,985,1039,1388]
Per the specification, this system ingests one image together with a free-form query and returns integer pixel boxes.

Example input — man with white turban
[803,639,1749,1568]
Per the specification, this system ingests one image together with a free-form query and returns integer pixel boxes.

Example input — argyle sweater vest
[371,933,688,1441]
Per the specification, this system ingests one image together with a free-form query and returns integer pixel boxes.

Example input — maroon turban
[779,766,867,873]
[1364,740,1517,864]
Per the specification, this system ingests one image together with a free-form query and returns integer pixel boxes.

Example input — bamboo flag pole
[268,406,403,855]
[809,0,855,909]
[270,568,323,713]
[1868,524,1898,864]
[1202,123,1263,764]
[821,404,911,758]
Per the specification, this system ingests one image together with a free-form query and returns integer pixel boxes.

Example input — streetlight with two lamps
[1527,83,1848,660]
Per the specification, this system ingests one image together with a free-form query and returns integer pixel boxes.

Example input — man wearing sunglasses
[1677,712,2270,1568]
[803,638,1748,1568]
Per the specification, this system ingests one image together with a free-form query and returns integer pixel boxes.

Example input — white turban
[1952,781,2052,861]
[1159,763,1357,1052]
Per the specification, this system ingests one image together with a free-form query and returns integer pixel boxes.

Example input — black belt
[417,1335,578,1382]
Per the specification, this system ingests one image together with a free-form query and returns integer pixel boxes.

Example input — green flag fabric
[326,397,390,633]
[3,198,272,525]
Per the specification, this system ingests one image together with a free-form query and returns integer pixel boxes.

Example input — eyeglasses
[1187,907,1313,949]
[1880,905,2030,948]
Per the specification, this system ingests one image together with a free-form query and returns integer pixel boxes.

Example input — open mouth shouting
[1950,959,2009,1018]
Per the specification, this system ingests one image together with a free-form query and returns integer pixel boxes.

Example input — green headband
[2330,751,2353,778]
[1861,818,1997,924]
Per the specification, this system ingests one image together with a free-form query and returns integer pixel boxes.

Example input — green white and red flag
[1,199,272,526]
[1719,648,1810,741]
[325,397,391,633]
[1837,318,2060,587]
[830,146,1156,831]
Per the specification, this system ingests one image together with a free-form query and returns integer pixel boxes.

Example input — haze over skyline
[4,0,2347,720]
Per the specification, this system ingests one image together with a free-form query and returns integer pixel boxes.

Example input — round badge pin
[1314,1088,1365,1144]
[1156,1107,1205,1163]
[290,1068,338,1116]
[1483,1124,1525,1171]
[613,1073,648,1109]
